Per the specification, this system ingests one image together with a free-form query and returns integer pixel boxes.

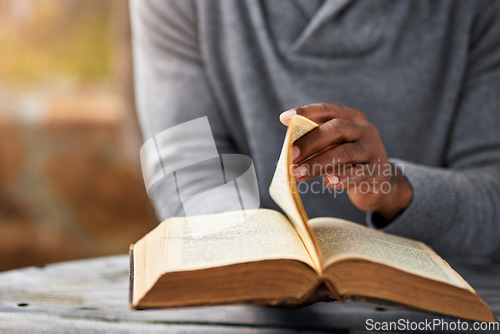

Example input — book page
[310,217,468,288]
[269,115,322,272]
[160,209,314,272]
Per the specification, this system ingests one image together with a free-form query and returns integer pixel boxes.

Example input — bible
[129,115,495,322]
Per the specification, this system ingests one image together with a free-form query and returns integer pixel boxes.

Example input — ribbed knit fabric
[368,159,458,255]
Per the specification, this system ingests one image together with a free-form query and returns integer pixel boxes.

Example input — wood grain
[0,255,497,333]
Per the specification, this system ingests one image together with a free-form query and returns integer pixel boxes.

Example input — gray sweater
[131,0,500,257]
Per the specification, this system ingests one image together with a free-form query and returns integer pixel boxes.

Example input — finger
[323,165,369,190]
[324,165,389,194]
[293,142,369,181]
[293,118,362,163]
[279,108,296,125]
[280,103,365,126]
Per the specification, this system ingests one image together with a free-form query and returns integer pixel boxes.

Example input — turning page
[269,115,322,272]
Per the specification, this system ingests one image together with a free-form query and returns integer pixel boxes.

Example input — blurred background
[0,0,156,271]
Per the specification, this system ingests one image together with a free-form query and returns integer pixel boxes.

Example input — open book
[129,116,495,322]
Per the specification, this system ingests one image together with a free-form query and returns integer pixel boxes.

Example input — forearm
[131,0,238,220]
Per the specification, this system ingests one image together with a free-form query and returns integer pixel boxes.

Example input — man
[131,0,500,257]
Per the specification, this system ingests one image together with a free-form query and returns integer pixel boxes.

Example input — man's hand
[280,103,413,220]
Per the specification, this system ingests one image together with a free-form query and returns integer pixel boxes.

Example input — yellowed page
[132,222,168,306]
[158,209,314,273]
[269,115,322,272]
[310,217,469,289]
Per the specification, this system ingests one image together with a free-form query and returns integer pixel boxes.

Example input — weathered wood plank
[0,312,340,334]
[0,255,497,333]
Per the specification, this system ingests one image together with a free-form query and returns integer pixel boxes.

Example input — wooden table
[0,255,498,333]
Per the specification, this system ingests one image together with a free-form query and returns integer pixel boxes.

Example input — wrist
[375,164,413,220]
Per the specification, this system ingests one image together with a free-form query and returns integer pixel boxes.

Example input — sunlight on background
[0,0,109,83]
[0,0,155,271]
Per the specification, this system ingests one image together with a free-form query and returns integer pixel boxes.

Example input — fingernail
[294,165,308,178]
[292,146,300,161]
[327,175,340,185]
[279,109,296,125]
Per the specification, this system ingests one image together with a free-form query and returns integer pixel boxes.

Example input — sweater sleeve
[130,0,237,220]
[368,1,500,257]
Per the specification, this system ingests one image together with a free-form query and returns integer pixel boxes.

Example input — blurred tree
[0,0,156,271]
[0,0,110,83]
